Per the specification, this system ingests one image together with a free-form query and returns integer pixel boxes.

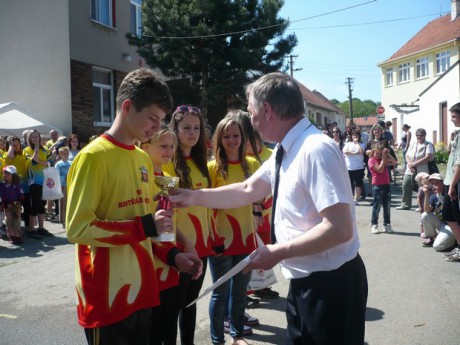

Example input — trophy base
[152,232,175,242]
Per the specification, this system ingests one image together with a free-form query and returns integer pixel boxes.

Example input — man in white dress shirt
[170,72,368,345]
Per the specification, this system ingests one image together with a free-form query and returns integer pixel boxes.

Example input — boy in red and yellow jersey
[66,69,199,345]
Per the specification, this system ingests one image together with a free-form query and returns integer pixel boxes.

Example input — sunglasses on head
[176,105,201,114]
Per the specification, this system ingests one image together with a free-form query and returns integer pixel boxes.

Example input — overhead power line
[154,0,377,39]
[289,12,449,31]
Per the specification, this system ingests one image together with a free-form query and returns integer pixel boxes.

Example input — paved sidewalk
[1,181,460,344]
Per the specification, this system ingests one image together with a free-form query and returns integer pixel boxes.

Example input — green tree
[128,0,297,123]
[335,98,380,118]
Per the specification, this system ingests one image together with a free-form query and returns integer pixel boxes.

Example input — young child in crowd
[414,172,431,239]
[415,172,430,213]
[54,147,72,225]
[368,144,398,234]
[0,165,24,244]
[207,115,260,345]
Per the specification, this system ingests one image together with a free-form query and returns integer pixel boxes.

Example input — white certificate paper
[186,253,253,308]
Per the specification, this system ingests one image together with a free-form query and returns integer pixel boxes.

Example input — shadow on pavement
[365,306,385,321]
[0,234,70,260]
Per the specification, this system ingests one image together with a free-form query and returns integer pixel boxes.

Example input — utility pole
[346,77,354,125]
[288,55,303,77]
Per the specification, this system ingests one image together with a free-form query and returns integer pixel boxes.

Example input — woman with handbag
[396,128,434,211]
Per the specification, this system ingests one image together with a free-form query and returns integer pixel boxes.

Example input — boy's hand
[153,209,174,234]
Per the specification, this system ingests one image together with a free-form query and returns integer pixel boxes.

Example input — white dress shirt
[253,117,360,279]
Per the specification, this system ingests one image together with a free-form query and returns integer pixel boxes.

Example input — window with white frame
[398,62,410,83]
[416,57,429,79]
[91,0,114,27]
[436,51,450,74]
[92,68,114,125]
[386,68,393,86]
[131,0,142,37]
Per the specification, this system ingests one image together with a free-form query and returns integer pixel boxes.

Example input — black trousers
[85,308,151,345]
[150,285,181,345]
[286,254,368,345]
[178,257,208,345]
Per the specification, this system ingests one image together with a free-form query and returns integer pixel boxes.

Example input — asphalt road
[1,182,460,345]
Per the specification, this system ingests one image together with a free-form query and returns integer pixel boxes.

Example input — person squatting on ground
[368,144,398,234]
[420,173,457,250]
[66,69,201,345]
[170,72,368,345]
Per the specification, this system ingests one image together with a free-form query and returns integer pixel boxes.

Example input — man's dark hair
[450,102,460,116]
[116,69,173,113]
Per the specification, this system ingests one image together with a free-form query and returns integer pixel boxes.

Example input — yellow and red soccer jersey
[247,146,273,244]
[163,159,213,258]
[66,134,160,328]
[151,170,180,292]
[208,158,260,256]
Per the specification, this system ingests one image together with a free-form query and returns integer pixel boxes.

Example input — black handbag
[428,159,439,175]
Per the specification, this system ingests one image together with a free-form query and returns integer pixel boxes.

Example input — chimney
[452,0,460,21]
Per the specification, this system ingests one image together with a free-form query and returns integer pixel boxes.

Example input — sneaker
[246,296,260,309]
[37,228,53,237]
[384,224,394,234]
[354,200,359,206]
[371,225,379,234]
[396,206,410,210]
[414,208,421,212]
[224,317,253,336]
[443,247,460,258]
[445,252,460,262]
[253,287,279,299]
[244,312,259,326]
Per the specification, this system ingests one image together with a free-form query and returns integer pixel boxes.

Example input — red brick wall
[70,60,127,145]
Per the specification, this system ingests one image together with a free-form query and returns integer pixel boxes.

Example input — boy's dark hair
[450,102,460,116]
[116,69,173,113]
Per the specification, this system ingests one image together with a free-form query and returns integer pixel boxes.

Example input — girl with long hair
[164,105,213,345]
[207,115,260,345]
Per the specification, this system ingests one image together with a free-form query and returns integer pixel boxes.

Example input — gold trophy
[153,176,179,242]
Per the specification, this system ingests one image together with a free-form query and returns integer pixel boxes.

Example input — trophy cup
[153,176,179,242]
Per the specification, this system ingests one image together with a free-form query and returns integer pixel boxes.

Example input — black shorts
[441,184,460,223]
[29,184,46,216]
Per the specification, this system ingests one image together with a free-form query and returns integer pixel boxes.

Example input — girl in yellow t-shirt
[164,105,213,344]
[208,113,260,345]
[140,126,202,345]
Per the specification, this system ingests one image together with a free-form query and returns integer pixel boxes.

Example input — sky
[278,0,452,103]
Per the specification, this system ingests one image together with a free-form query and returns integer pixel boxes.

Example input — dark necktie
[270,145,284,244]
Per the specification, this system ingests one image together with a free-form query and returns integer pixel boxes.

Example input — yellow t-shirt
[66,134,160,328]
[163,159,213,257]
[208,157,260,256]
